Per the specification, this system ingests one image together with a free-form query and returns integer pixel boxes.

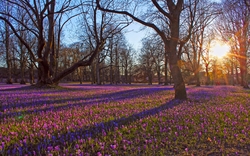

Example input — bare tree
[0,0,77,85]
[0,0,130,86]
[139,36,164,85]
[97,0,198,99]
[1,1,13,84]
[201,33,214,85]
[120,46,134,84]
[78,1,131,85]
[140,39,155,85]
[217,0,249,88]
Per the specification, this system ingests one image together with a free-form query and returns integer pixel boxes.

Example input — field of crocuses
[0,84,249,156]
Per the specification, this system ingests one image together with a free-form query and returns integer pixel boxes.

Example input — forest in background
[0,0,249,99]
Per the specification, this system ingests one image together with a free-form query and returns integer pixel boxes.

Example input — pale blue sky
[124,22,147,51]
[63,21,148,51]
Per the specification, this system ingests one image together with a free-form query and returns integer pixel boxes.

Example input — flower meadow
[0,84,249,156]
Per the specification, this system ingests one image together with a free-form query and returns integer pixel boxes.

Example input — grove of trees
[0,0,249,99]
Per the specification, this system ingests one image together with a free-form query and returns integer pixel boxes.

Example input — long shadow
[0,85,80,92]
[3,98,184,155]
[0,87,174,119]
[0,85,31,91]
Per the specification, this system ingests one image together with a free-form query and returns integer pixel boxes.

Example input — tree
[120,45,134,84]
[78,1,131,85]
[217,0,249,88]
[183,0,219,86]
[201,33,214,85]
[139,36,164,84]
[97,0,194,99]
[0,0,130,86]
[0,0,74,85]
[1,1,13,84]
[140,39,155,85]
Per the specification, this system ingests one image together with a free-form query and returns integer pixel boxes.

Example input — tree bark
[205,64,210,85]
[168,8,187,99]
[195,72,200,86]
[96,0,188,99]
[5,22,12,84]
[96,53,101,85]
[164,52,168,85]
[110,43,113,84]
[157,65,161,84]
[20,43,26,84]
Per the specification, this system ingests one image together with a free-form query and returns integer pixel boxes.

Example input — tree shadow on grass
[0,86,174,119]
[4,98,184,155]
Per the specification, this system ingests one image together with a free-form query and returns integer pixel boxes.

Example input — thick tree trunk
[170,63,187,99]
[96,0,187,99]
[240,66,249,88]
[52,45,104,84]
[37,61,53,86]
[168,13,187,100]
[239,34,249,88]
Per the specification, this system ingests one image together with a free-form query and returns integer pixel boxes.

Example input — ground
[0,83,249,155]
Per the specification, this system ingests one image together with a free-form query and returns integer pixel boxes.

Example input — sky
[63,21,147,52]
[123,22,149,51]
[63,0,223,52]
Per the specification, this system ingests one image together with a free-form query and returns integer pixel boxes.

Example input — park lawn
[0,84,249,155]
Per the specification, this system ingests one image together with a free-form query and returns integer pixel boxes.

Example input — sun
[210,41,230,58]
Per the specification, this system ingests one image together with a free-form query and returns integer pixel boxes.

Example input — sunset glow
[210,41,230,58]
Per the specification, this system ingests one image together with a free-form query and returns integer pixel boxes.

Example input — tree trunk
[157,65,161,85]
[96,63,101,85]
[195,72,200,86]
[20,41,26,84]
[168,15,187,100]
[147,68,152,85]
[205,65,210,85]
[239,25,249,88]
[231,60,234,85]
[235,66,240,85]
[52,44,105,84]
[125,60,128,84]
[125,68,128,84]
[110,50,113,84]
[78,68,83,84]
[164,53,168,85]
[115,45,119,84]
[5,22,12,84]
[37,61,53,86]
[29,63,34,84]
[170,62,187,99]
[240,64,249,88]
[50,34,55,77]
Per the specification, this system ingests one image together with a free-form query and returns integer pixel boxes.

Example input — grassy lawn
[0,84,249,155]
